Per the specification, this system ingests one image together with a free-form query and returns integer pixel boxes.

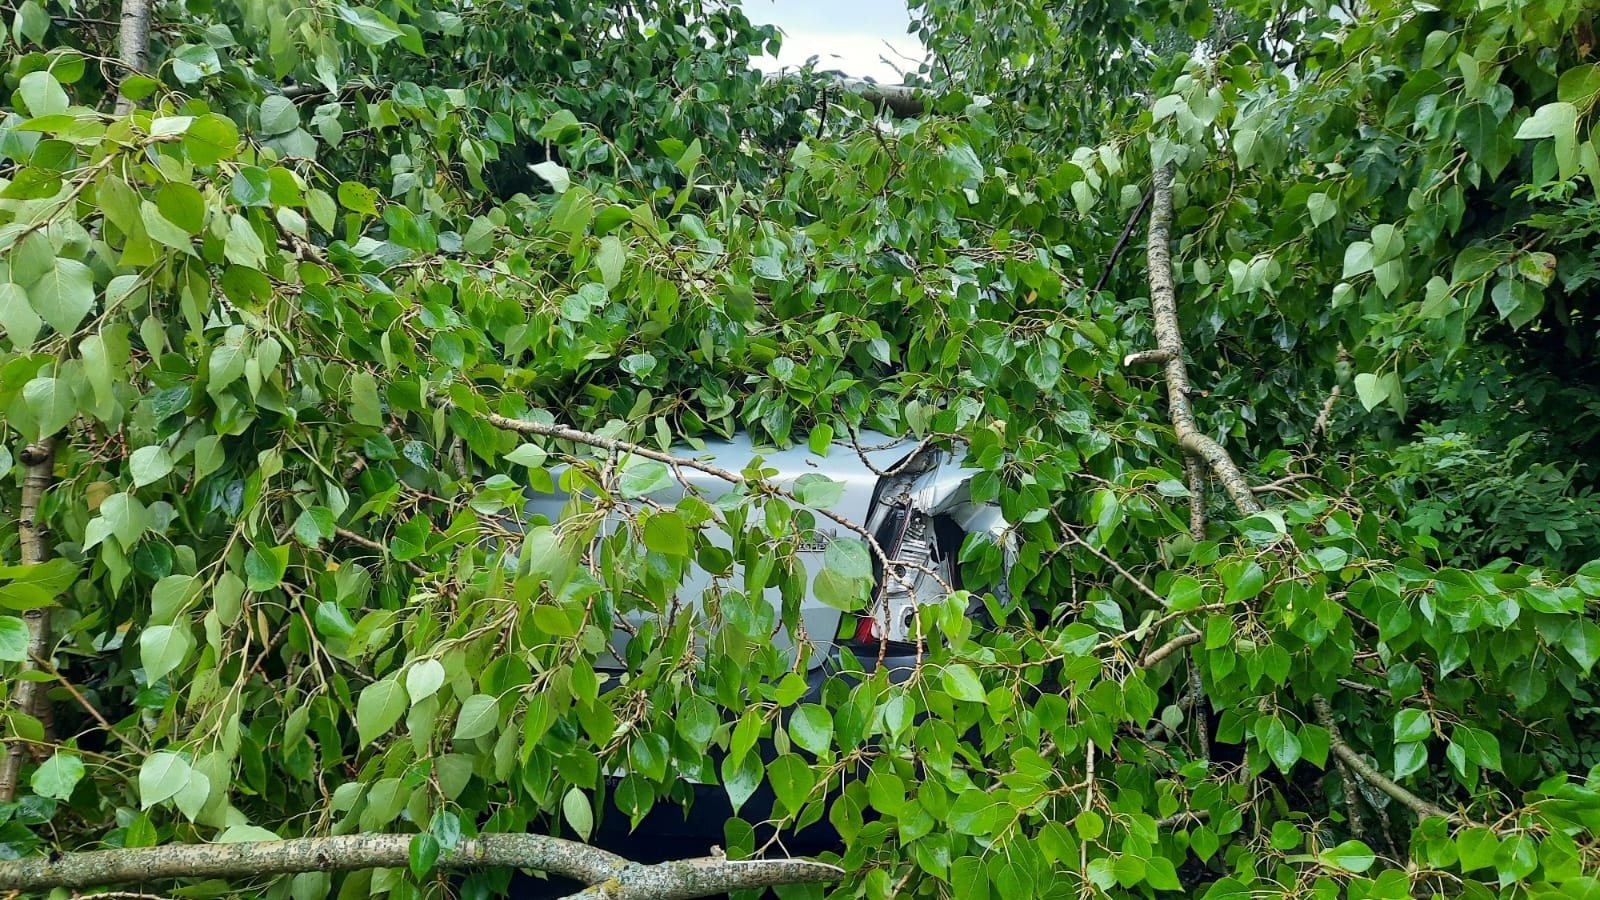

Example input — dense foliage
[2,0,1600,897]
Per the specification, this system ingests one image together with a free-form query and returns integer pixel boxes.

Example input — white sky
[744,0,924,84]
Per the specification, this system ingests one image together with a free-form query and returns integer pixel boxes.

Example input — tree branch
[480,410,951,598]
[113,0,152,115]
[831,78,925,117]
[1093,184,1154,295]
[0,437,57,803]
[0,834,843,899]
[1312,695,1466,825]
[1137,167,1263,518]
[1139,631,1202,669]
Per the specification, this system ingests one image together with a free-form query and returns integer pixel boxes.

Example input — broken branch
[1143,167,1263,518]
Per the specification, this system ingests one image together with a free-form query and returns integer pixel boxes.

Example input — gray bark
[113,0,152,115]
[0,438,56,803]
[1138,167,1263,518]
[0,833,843,900]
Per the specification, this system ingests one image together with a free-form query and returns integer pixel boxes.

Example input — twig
[479,410,949,598]
[333,528,427,577]
[0,834,844,900]
[0,438,58,803]
[1138,167,1263,518]
[1093,185,1154,295]
[40,661,144,754]
[1312,695,1466,825]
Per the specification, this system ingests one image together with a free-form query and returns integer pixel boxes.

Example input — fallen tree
[0,834,842,899]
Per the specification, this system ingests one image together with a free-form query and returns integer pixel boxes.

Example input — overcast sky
[744,0,924,84]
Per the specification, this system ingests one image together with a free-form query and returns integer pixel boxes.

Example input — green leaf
[504,443,548,468]
[1353,373,1388,411]
[824,538,872,581]
[530,161,570,194]
[293,507,336,547]
[1306,192,1335,227]
[350,370,383,427]
[138,751,192,809]
[0,283,42,350]
[245,544,288,591]
[1393,708,1432,743]
[18,71,68,117]
[28,257,95,337]
[184,114,239,165]
[1342,241,1375,277]
[335,5,405,47]
[794,473,845,508]
[0,616,27,661]
[1220,560,1266,603]
[618,460,674,498]
[231,167,273,206]
[1514,102,1577,140]
[405,659,445,704]
[789,704,833,755]
[139,624,194,683]
[356,677,409,744]
[22,376,75,441]
[642,511,690,556]
[390,516,430,561]
[1256,717,1301,771]
[408,833,440,878]
[562,786,593,840]
[259,96,300,136]
[129,445,174,487]
[1319,839,1375,873]
[767,753,815,813]
[942,663,987,703]
[30,752,84,800]
[453,693,499,740]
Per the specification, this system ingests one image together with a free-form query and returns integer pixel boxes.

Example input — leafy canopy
[1,0,1600,898]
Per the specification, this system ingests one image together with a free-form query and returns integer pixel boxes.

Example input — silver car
[521,432,1014,684]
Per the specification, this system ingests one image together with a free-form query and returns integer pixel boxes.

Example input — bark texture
[1313,695,1464,824]
[836,79,925,117]
[113,0,152,115]
[0,438,57,803]
[0,833,843,899]
[1140,167,1263,518]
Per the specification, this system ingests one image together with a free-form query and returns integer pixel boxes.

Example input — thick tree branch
[0,437,57,803]
[831,78,925,117]
[1312,695,1465,825]
[1138,167,1263,518]
[0,834,843,899]
[113,0,152,115]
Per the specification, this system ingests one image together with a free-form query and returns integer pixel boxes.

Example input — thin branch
[334,528,427,577]
[0,834,843,900]
[0,437,57,803]
[480,410,951,597]
[1312,695,1467,825]
[1093,185,1154,295]
[1141,167,1263,518]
